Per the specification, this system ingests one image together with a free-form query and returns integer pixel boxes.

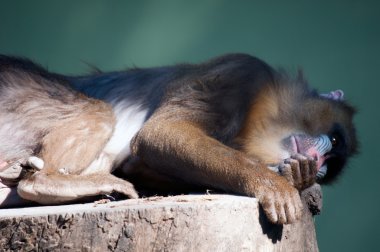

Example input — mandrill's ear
[320,90,344,101]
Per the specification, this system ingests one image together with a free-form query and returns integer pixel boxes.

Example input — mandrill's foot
[17,172,138,205]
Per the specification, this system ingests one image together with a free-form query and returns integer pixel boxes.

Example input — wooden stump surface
[0,192,319,252]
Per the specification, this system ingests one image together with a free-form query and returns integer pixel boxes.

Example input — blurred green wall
[1,1,379,251]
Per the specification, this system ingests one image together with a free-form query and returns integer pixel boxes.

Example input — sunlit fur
[0,54,357,224]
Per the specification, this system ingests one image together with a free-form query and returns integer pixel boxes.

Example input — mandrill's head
[237,77,358,184]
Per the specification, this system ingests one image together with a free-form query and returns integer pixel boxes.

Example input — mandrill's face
[237,87,358,184]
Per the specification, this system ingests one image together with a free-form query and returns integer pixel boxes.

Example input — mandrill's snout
[283,134,332,178]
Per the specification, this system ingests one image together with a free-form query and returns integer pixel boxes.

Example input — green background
[1,1,379,251]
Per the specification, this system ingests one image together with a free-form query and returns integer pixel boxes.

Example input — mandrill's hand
[278,154,318,191]
[252,172,304,224]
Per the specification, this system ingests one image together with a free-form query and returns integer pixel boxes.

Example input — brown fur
[128,57,357,224]
[0,54,357,225]
[0,57,138,205]
[131,103,304,224]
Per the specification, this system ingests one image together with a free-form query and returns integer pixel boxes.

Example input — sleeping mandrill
[0,54,357,224]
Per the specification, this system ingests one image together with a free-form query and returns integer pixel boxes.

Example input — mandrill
[0,54,357,224]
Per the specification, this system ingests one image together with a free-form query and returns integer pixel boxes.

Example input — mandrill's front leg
[131,116,303,224]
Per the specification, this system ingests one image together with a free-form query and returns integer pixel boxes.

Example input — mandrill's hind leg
[17,102,138,204]
[17,173,138,204]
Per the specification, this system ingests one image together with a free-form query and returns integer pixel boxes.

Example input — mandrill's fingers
[257,183,303,225]
[17,172,138,204]
[283,157,302,189]
[276,200,287,224]
[308,158,318,184]
[280,154,318,191]
[292,154,318,190]
[278,163,294,186]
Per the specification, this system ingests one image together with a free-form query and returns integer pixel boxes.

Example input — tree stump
[0,186,321,252]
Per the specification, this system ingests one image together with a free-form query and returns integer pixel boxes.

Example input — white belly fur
[105,103,148,166]
[81,102,148,175]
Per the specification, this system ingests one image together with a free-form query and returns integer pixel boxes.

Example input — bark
[0,186,321,252]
